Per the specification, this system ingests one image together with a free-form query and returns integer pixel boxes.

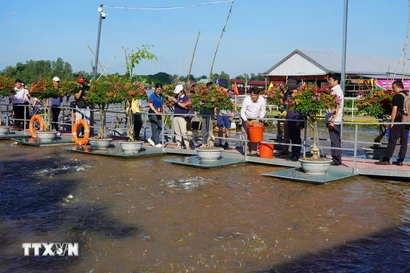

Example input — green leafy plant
[124,45,157,141]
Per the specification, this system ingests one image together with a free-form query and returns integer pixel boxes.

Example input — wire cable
[104,0,234,11]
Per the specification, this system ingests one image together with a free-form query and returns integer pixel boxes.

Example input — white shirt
[240,95,266,121]
[11,88,30,104]
[325,84,344,124]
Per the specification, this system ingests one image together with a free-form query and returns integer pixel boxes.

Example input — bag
[399,92,410,123]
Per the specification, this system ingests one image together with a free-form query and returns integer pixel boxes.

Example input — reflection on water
[0,142,410,272]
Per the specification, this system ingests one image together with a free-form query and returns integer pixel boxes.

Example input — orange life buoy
[72,119,90,146]
[29,115,45,138]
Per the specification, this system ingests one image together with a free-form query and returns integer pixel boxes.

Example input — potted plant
[190,83,234,160]
[118,45,156,153]
[118,80,148,153]
[86,76,126,149]
[356,88,393,158]
[0,75,15,136]
[290,84,340,174]
[29,78,66,142]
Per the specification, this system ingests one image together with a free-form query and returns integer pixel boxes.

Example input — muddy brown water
[1,141,410,273]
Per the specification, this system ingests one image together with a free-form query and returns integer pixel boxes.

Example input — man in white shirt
[10,79,30,130]
[325,73,344,165]
[240,88,266,155]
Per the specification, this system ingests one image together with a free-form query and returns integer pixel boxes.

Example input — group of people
[277,73,410,166]
[8,76,90,134]
[10,74,408,165]
[144,79,267,155]
[146,82,220,149]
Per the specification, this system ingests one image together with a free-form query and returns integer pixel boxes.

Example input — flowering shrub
[290,84,339,118]
[264,83,284,106]
[86,76,125,107]
[123,81,147,101]
[190,83,234,111]
[29,78,61,100]
[29,78,66,131]
[0,76,15,97]
[356,89,393,119]
[86,76,126,138]
[289,84,340,159]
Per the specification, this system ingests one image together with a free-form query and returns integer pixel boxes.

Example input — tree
[219,71,230,82]
[125,44,157,77]
[51,58,64,78]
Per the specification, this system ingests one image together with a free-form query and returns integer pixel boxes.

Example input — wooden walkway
[2,127,409,180]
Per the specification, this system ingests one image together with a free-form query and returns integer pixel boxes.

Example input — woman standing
[168,84,190,149]
[147,83,164,147]
[131,98,143,141]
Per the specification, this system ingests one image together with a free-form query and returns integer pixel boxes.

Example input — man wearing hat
[216,79,234,149]
[282,78,303,161]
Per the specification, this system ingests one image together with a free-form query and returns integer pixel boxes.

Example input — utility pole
[341,0,348,92]
[94,4,106,80]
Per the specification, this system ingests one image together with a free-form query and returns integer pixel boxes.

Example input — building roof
[263,49,410,78]
[230,79,267,85]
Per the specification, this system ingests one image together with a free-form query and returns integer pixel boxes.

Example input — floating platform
[262,168,358,184]
[11,136,74,146]
[70,145,164,158]
[0,131,29,140]
[163,155,245,168]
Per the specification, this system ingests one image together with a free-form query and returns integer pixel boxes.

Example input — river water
[1,141,410,273]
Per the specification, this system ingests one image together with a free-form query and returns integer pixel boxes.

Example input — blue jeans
[149,113,162,145]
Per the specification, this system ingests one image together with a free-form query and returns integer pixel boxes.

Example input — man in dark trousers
[376,80,409,166]
[282,78,302,161]
[326,73,344,165]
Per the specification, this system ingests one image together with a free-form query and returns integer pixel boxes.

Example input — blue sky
[0,0,408,78]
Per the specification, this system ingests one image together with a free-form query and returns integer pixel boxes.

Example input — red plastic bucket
[248,124,264,142]
[259,142,274,158]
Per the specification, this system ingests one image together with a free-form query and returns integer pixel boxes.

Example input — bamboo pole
[187,31,201,86]
[209,0,235,79]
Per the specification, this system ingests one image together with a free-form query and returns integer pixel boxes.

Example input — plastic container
[248,124,264,142]
[259,142,274,158]
[385,128,390,142]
